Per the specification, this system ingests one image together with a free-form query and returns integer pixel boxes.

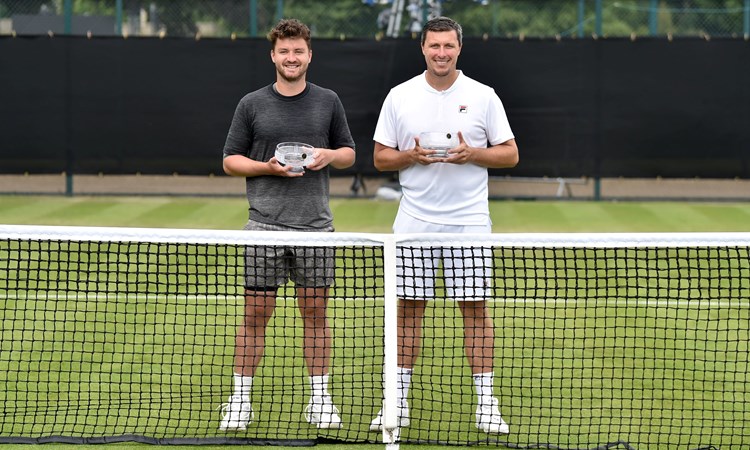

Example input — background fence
[2,0,750,199]
[2,36,749,181]
[2,0,750,39]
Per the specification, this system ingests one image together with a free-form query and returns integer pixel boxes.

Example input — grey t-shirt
[223,82,355,230]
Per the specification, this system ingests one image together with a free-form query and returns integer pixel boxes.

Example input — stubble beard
[277,65,307,83]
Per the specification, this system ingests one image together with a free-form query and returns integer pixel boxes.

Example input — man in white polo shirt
[369,16,518,435]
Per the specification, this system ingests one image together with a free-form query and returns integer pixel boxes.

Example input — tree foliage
[12,0,748,38]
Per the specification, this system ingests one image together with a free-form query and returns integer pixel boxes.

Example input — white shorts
[394,210,493,301]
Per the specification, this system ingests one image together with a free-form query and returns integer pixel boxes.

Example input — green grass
[1,195,750,232]
[2,196,750,449]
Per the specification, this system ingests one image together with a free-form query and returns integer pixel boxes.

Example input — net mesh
[1,225,749,449]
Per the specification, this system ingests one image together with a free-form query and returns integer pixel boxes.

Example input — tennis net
[0,225,749,449]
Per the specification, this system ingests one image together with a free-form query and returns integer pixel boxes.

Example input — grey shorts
[243,220,335,289]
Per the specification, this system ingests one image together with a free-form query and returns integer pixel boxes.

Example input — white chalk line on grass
[2,293,748,308]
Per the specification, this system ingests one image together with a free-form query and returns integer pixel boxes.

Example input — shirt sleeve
[485,90,515,146]
[330,94,356,150]
[373,90,399,149]
[223,98,252,157]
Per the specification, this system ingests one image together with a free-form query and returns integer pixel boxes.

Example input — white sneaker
[369,403,410,432]
[304,395,342,429]
[475,397,509,434]
[219,395,253,431]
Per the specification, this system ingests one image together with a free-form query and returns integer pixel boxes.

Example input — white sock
[233,373,253,399]
[310,374,330,400]
[473,372,494,405]
[397,367,412,407]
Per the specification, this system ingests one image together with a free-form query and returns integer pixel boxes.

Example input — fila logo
[458,105,468,113]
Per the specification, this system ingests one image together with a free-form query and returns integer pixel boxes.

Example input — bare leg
[297,287,331,376]
[234,289,277,376]
[458,300,495,374]
[459,300,508,434]
[398,299,427,369]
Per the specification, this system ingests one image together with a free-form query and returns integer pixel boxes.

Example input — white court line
[2,293,748,308]
[493,297,747,308]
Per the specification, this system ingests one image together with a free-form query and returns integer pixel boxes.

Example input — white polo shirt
[373,71,515,225]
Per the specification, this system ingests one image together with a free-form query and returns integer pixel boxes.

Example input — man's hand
[268,157,305,177]
[412,136,445,165]
[443,131,472,165]
[304,148,327,171]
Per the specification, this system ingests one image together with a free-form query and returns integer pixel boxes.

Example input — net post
[381,235,399,449]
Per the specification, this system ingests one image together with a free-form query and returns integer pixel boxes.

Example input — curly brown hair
[267,19,312,50]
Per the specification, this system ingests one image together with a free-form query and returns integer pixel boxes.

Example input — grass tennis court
[2,196,750,449]
[1,196,750,232]
[5,298,747,446]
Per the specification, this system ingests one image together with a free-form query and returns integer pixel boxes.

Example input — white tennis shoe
[475,397,509,434]
[219,395,253,431]
[304,395,343,429]
[369,402,410,431]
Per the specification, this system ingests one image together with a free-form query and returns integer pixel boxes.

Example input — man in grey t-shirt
[219,18,355,432]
